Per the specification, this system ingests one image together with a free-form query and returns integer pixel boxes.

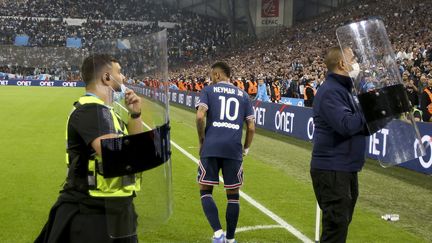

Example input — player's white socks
[214,229,224,238]
[227,239,236,243]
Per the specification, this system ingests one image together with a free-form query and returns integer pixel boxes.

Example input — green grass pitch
[0,86,431,242]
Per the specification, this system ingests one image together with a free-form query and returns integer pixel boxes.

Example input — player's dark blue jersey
[197,81,254,161]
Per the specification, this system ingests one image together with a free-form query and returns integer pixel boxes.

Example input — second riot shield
[336,19,425,166]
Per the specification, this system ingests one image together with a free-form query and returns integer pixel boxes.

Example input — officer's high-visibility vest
[235,80,245,90]
[247,80,257,95]
[65,96,141,197]
[272,84,281,101]
[424,88,432,115]
[178,81,186,91]
[194,82,202,92]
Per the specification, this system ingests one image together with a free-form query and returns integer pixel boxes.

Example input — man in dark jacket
[311,46,369,243]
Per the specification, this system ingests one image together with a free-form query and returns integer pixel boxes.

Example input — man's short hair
[81,54,119,85]
[324,47,344,72]
[211,62,231,78]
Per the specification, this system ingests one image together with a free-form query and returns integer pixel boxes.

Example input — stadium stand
[0,0,230,69]
[169,0,432,100]
[0,0,431,107]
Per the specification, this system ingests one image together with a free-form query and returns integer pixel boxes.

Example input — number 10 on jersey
[219,96,239,121]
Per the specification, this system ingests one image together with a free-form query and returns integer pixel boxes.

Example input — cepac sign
[261,0,279,17]
[256,0,284,27]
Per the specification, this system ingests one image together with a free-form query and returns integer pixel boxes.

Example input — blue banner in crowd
[131,85,432,175]
[66,37,82,48]
[0,79,85,87]
[117,39,131,50]
[14,35,29,46]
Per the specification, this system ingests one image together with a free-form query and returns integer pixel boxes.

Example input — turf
[0,86,430,243]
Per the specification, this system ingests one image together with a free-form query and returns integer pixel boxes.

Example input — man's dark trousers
[311,169,359,243]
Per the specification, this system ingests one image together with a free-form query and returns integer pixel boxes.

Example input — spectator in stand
[2,0,432,99]
[404,77,419,108]
[420,77,432,122]
[255,76,270,102]
[418,74,428,100]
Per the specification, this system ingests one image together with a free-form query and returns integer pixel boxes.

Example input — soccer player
[196,62,255,243]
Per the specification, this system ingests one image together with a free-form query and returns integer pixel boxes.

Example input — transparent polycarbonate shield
[336,19,425,166]
[91,29,172,239]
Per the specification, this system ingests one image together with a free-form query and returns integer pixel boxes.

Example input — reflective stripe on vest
[65,96,141,197]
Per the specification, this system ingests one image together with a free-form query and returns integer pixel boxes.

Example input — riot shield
[336,18,425,166]
[91,29,172,239]
[0,19,171,239]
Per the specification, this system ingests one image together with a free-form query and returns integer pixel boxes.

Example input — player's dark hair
[211,62,231,78]
[81,54,119,85]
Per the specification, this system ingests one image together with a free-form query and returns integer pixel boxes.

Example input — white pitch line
[116,102,312,243]
[236,225,284,233]
[170,140,313,243]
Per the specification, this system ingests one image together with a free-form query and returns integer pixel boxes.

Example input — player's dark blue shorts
[197,157,243,189]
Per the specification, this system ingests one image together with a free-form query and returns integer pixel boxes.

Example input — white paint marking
[235,225,284,233]
[170,140,312,243]
[116,102,312,243]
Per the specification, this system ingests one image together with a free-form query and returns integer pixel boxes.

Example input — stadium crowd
[0,0,230,71]
[164,0,432,118]
[0,0,185,22]
[1,0,432,118]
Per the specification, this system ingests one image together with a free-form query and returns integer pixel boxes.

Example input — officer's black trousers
[68,212,138,243]
[310,169,359,243]
[36,191,138,243]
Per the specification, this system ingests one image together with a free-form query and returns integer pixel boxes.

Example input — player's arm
[243,118,255,156]
[196,105,207,153]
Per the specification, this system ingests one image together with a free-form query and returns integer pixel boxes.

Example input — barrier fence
[3,81,430,174]
[0,79,85,87]
[129,85,432,175]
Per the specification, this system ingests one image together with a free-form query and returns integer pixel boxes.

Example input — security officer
[245,79,258,98]
[303,79,316,107]
[270,79,281,103]
[36,54,143,243]
[310,47,369,243]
